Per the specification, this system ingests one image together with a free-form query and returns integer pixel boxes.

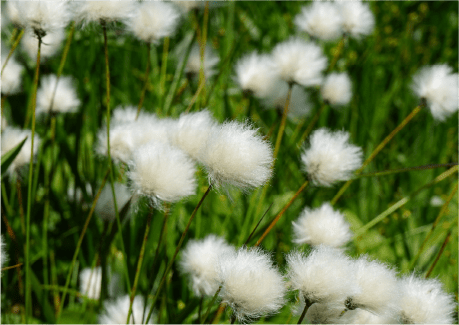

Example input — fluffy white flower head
[128,2,180,44]
[99,295,152,324]
[321,72,352,107]
[1,128,41,175]
[111,106,141,126]
[263,83,312,122]
[338,1,375,39]
[79,267,103,300]
[169,110,217,161]
[271,38,327,87]
[16,1,70,35]
[185,44,220,80]
[199,121,273,190]
[411,64,458,121]
[73,1,136,26]
[37,75,80,115]
[1,235,7,275]
[292,202,352,248]
[217,247,286,322]
[304,302,343,324]
[128,141,196,207]
[348,256,400,317]
[5,2,22,27]
[179,235,235,297]
[339,308,400,324]
[399,274,456,324]
[301,128,363,187]
[235,52,279,98]
[1,55,23,95]
[22,28,65,62]
[295,2,343,41]
[286,246,358,305]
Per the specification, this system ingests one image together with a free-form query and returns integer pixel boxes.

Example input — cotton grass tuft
[338,0,375,39]
[36,75,80,115]
[99,295,153,324]
[1,54,23,95]
[321,72,352,107]
[295,2,343,41]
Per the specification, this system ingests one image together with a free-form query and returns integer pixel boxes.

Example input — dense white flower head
[95,183,132,221]
[301,128,363,187]
[179,235,235,297]
[79,267,103,300]
[304,302,343,324]
[1,128,41,175]
[184,44,220,80]
[295,2,343,41]
[271,38,327,87]
[321,72,352,107]
[99,295,153,324]
[169,110,217,161]
[338,308,400,324]
[263,83,312,122]
[5,2,22,27]
[199,121,273,190]
[398,274,456,324]
[1,54,24,95]
[36,75,80,115]
[348,256,400,317]
[15,1,70,35]
[72,1,136,26]
[111,106,141,126]
[217,247,286,322]
[411,64,458,121]
[286,246,358,305]
[234,52,279,98]
[1,235,7,275]
[292,202,352,248]
[128,2,180,44]
[337,0,375,39]
[21,28,65,62]
[128,141,196,207]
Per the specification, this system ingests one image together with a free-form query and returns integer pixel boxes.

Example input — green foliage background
[1,1,458,323]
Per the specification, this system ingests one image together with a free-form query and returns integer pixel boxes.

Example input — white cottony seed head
[292,202,352,248]
[184,44,220,80]
[199,121,273,191]
[286,246,359,305]
[179,235,235,297]
[337,0,375,39]
[234,52,279,99]
[271,38,327,87]
[95,183,131,221]
[21,28,65,62]
[128,2,180,44]
[73,1,136,26]
[217,247,286,322]
[99,295,153,324]
[36,75,80,115]
[1,128,41,176]
[338,308,400,324]
[304,302,343,324]
[295,2,343,41]
[16,1,71,35]
[79,267,103,300]
[128,141,196,207]
[398,274,456,324]
[411,64,458,121]
[321,72,352,107]
[170,110,217,161]
[350,256,401,317]
[263,83,312,122]
[1,54,24,95]
[301,128,363,187]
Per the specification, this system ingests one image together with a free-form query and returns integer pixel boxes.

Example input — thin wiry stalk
[159,37,170,105]
[255,180,309,247]
[410,183,458,268]
[297,298,314,324]
[425,230,452,278]
[1,29,25,75]
[298,101,328,146]
[210,302,226,324]
[244,203,273,246]
[185,80,205,114]
[331,104,424,205]
[136,42,151,120]
[145,184,213,324]
[202,285,222,324]
[353,166,458,238]
[273,83,293,161]
[126,210,154,323]
[24,34,41,323]
[1,263,23,271]
[356,163,458,179]
[56,168,110,320]
[16,178,26,234]
[327,35,346,72]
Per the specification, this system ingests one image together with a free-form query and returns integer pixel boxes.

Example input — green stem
[24,35,41,323]
[297,102,327,146]
[353,166,458,238]
[331,105,423,205]
[425,231,452,278]
[1,29,25,75]
[327,35,346,72]
[273,83,293,161]
[202,286,222,324]
[136,42,151,120]
[297,298,314,324]
[356,163,457,179]
[126,210,154,324]
[145,184,213,323]
[159,37,169,106]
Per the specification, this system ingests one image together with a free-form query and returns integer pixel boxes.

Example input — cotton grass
[36,75,80,115]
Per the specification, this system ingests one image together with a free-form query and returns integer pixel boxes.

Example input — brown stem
[297,298,314,324]
[136,43,151,120]
[298,102,327,146]
[1,29,25,75]
[425,231,452,278]
[255,180,309,247]
[273,83,293,161]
